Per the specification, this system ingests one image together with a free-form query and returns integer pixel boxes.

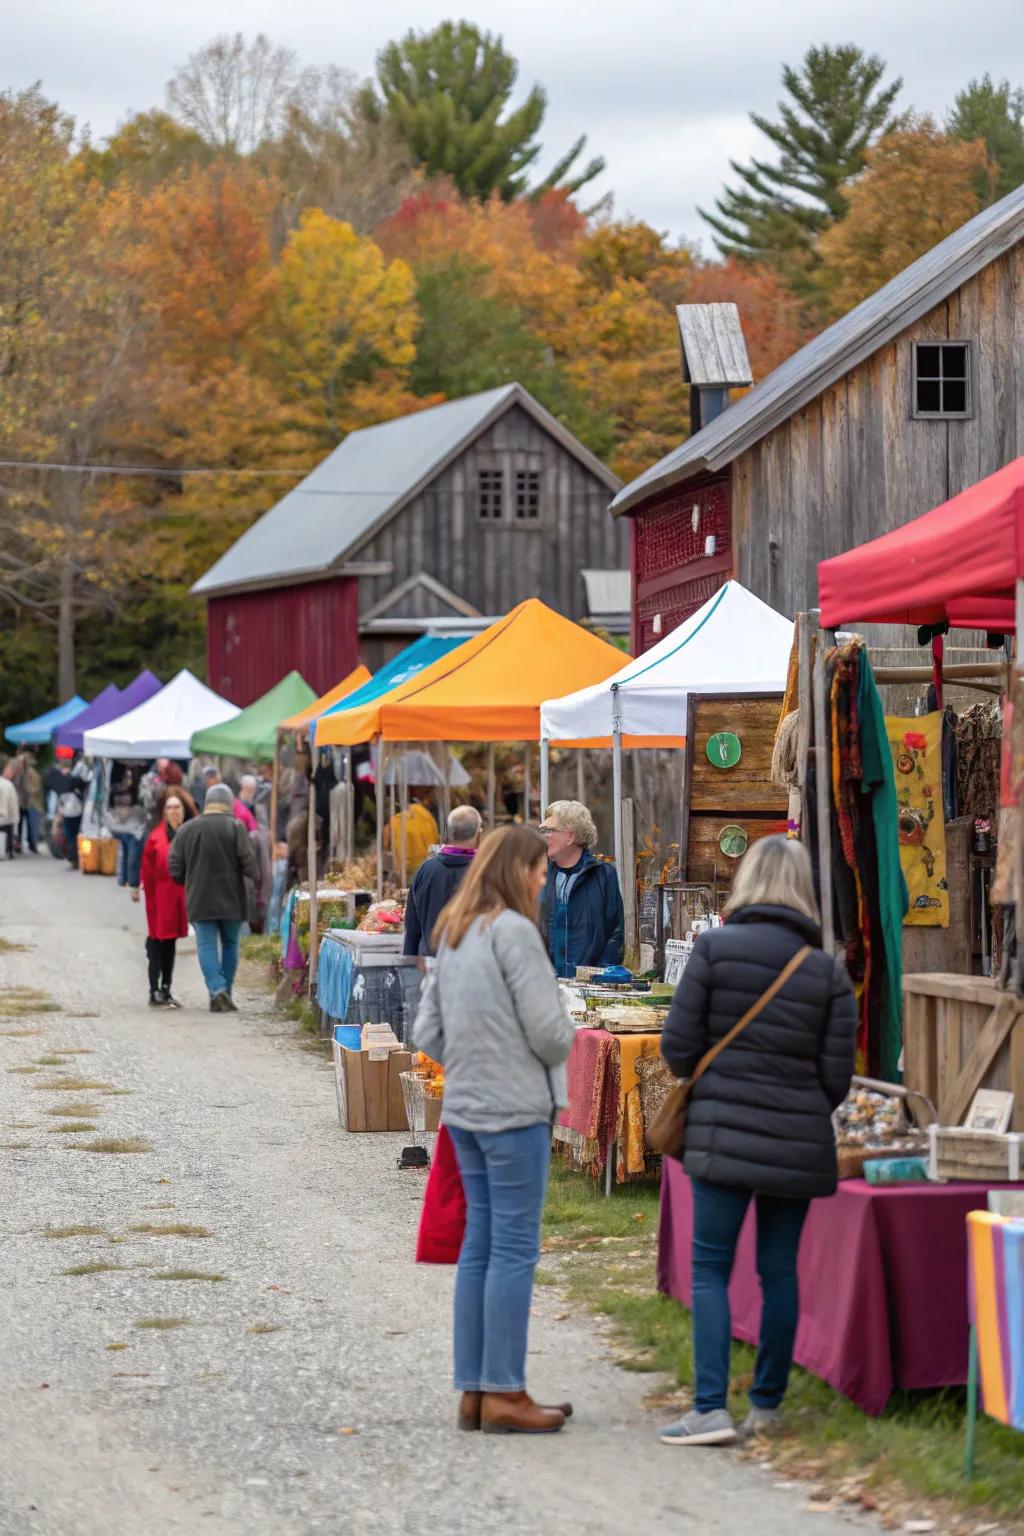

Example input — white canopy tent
[539,581,794,886]
[84,670,240,759]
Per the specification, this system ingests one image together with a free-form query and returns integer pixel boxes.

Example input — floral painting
[887,712,948,927]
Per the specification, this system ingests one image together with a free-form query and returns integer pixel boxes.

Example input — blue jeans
[448,1123,551,1392]
[194,920,242,998]
[690,1176,809,1413]
[113,831,144,888]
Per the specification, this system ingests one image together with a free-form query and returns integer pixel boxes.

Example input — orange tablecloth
[559,1027,662,1181]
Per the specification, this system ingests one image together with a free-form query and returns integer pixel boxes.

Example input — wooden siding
[206,577,360,707]
[353,404,628,629]
[733,248,1024,623]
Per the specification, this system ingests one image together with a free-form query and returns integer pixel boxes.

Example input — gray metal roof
[677,303,752,387]
[613,181,1024,517]
[581,569,631,616]
[193,383,620,597]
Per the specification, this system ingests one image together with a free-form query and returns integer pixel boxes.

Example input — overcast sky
[9,0,1024,246]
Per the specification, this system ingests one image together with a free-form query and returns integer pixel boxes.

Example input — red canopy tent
[818,457,1024,630]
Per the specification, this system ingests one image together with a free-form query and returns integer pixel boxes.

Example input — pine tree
[947,75,1024,201]
[700,45,902,297]
[358,21,604,201]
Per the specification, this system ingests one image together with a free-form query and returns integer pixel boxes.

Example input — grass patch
[0,1028,43,1037]
[48,1122,98,1134]
[47,1047,96,1055]
[128,1223,212,1239]
[102,1088,132,1097]
[134,1317,191,1330]
[7,1065,40,1074]
[0,937,30,953]
[106,1342,129,1351]
[248,1323,283,1335]
[33,1078,113,1093]
[285,996,320,1034]
[62,1262,125,1277]
[78,1138,151,1155]
[542,1163,1024,1527]
[43,1102,102,1118]
[0,989,56,1017]
[44,1224,108,1239]
[240,934,280,966]
[0,1141,31,1149]
[150,1269,226,1283]
[10,1121,36,1129]
[35,1055,69,1066]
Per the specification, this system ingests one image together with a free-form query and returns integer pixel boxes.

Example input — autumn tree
[817,119,992,314]
[948,75,1024,200]
[701,44,902,301]
[167,32,321,153]
[359,21,604,201]
[83,110,214,188]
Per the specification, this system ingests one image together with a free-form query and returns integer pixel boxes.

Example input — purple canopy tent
[54,670,162,752]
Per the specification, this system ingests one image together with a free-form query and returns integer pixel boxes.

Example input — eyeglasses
[539,825,562,837]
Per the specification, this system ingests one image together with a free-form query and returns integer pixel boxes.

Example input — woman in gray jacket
[413,825,574,1436]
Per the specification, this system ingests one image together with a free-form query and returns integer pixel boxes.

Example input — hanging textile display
[887,713,949,928]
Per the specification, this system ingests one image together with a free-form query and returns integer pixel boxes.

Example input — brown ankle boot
[457,1391,482,1431]
[481,1391,565,1435]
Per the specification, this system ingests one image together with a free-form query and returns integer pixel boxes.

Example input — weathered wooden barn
[193,384,626,704]
[612,184,1024,652]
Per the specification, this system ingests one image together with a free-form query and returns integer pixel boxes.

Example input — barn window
[912,341,971,418]
[478,468,504,519]
[515,469,541,521]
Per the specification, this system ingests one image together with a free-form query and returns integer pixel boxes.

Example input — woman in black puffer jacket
[658,836,855,1449]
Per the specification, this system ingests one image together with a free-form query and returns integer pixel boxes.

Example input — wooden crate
[927,1125,1024,1182]
[903,973,1024,1132]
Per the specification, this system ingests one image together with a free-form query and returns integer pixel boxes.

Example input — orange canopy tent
[278,664,371,735]
[315,600,628,746]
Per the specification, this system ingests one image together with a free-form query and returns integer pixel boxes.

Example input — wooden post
[307,763,319,992]
[612,687,624,891]
[399,745,409,890]
[374,737,383,901]
[344,747,354,864]
[796,613,812,840]
[810,610,835,953]
[678,698,696,881]
[269,729,282,844]
[486,741,496,828]
[523,742,532,823]
[576,748,586,806]
[622,795,638,967]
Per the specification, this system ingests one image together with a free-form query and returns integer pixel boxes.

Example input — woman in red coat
[141,792,190,1008]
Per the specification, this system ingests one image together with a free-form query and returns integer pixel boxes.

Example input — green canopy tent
[190,671,317,761]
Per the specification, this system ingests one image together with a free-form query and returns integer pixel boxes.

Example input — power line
[0,458,308,478]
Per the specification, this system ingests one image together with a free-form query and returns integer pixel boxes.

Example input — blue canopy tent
[310,635,468,747]
[6,694,89,746]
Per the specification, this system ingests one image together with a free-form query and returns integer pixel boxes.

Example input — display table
[317,929,421,1043]
[558,1026,662,1187]
[658,1156,1024,1416]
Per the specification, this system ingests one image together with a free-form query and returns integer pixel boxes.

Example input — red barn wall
[630,472,733,653]
[206,577,360,706]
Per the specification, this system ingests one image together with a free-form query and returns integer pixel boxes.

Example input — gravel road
[0,856,874,1536]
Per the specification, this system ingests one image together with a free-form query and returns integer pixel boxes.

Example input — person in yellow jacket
[386,791,440,878]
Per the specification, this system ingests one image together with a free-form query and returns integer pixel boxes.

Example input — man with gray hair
[403,804,483,958]
[169,783,260,1012]
[539,799,624,978]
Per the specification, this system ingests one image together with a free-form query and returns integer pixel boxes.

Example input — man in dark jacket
[169,783,259,1013]
[403,805,482,957]
[539,800,624,978]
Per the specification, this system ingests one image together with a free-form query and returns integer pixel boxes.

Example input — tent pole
[539,738,550,820]
[344,747,354,864]
[307,759,319,993]
[576,748,586,806]
[269,730,281,845]
[399,745,409,890]
[612,687,624,891]
[811,610,835,953]
[523,742,532,824]
[442,744,451,829]
[374,737,384,901]
[486,742,496,828]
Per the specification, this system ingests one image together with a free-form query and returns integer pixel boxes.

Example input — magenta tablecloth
[657,1157,1024,1416]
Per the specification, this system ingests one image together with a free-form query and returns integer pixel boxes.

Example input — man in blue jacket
[403,805,482,957]
[539,800,624,978]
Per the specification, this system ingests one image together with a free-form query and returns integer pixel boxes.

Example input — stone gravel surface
[0,856,874,1536]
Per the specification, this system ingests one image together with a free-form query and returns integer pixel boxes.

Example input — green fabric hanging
[857,657,909,1081]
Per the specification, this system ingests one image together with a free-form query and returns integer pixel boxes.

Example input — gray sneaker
[738,1406,783,1439]
[659,1409,737,1447]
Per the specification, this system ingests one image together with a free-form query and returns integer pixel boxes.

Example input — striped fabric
[967,1211,1024,1430]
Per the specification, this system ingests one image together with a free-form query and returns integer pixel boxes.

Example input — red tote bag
[416,1125,466,1264]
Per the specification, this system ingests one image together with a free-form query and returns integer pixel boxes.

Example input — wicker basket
[928,1125,1024,1182]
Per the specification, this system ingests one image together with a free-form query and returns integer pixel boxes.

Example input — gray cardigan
[412,910,574,1133]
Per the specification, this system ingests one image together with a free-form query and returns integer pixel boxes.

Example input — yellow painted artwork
[886,712,949,927]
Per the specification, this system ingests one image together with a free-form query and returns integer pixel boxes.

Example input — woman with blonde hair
[658,835,855,1448]
[413,825,574,1436]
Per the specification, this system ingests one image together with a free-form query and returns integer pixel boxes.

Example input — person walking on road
[19,752,43,854]
[403,805,482,958]
[657,836,855,1448]
[168,783,258,1013]
[0,764,19,860]
[104,786,148,900]
[413,825,575,1436]
[539,800,624,978]
[140,792,191,1008]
